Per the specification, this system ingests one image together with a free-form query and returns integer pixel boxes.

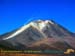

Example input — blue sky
[0,0,75,34]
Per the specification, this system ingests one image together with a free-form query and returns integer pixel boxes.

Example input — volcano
[0,20,75,52]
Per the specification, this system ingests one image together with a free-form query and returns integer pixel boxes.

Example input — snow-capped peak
[3,20,55,40]
[31,20,55,30]
[45,20,54,24]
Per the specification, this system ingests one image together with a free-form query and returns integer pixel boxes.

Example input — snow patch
[3,23,31,40]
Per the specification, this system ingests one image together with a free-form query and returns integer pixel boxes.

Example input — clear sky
[0,0,75,34]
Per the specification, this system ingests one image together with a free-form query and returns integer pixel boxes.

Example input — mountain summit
[0,19,75,50]
[2,20,56,40]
